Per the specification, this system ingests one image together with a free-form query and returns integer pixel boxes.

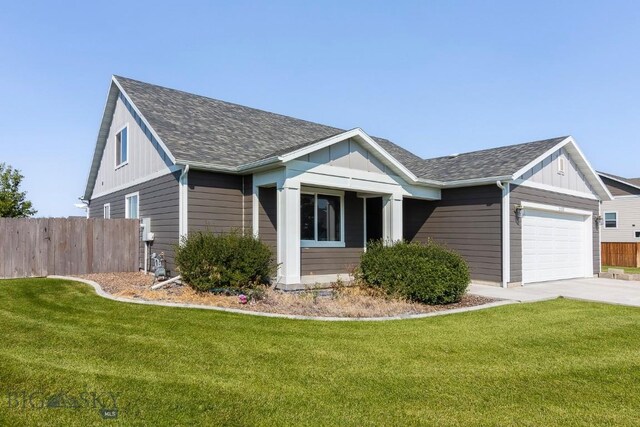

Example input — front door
[365,197,383,243]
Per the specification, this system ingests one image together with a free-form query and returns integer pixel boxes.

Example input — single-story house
[597,172,640,243]
[83,76,612,289]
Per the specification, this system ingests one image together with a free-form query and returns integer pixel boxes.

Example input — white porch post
[382,193,403,244]
[277,177,301,286]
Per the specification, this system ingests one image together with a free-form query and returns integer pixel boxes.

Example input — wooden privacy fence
[601,242,640,268]
[0,218,139,278]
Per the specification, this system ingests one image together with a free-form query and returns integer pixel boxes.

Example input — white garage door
[522,207,592,284]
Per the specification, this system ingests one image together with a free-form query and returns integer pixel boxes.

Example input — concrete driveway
[469,278,640,307]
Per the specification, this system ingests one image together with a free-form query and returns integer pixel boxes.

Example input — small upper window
[558,157,566,175]
[125,193,139,219]
[604,212,617,228]
[635,231,640,238]
[115,127,128,168]
[103,204,110,219]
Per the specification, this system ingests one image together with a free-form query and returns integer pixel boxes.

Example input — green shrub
[356,240,470,304]
[175,231,275,291]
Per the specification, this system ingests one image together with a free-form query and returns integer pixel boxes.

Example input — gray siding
[298,138,390,175]
[601,177,640,197]
[301,191,364,276]
[93,94,173,197]
[89,171,180,272]
[188,171,250,234]
[509,184,600,283]
[403,185,503,283]
[518,147,596,195]
[258,187,277,256]
[600,197,640,243]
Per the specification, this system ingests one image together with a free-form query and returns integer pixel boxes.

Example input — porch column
[277,178,301,286]
[382,193,403,244]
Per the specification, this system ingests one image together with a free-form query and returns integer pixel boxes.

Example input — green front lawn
[2,278,640,426]
[603,265,640,274]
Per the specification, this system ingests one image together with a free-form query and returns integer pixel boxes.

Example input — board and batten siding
[188,171,252,235]
[600,197,640,243]
[93,94,174,197]
[403,185,503,284]
[509,184,600,283]
[89,171,180,272]
[518,147,596,195]
[297,138,391,175]
[300,191,364,276]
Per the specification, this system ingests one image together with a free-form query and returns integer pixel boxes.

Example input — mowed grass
[2,279,640,426]
[603,265,640,274]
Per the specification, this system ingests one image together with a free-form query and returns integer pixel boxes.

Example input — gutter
[496,180,511,288]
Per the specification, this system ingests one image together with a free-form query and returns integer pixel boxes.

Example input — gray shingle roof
[114,76,568,183]
[597,171,640,189]
[413,137,568,181]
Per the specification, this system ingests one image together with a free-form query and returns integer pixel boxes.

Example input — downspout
[179,165,190,241]
[496,181,510,288]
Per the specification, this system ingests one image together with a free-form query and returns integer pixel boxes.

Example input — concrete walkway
[469,277,640,307]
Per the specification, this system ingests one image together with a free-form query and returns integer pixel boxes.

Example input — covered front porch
[250,135,441,289]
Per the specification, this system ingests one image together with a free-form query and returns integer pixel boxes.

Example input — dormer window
[557,157,566,175]
[115,126,128,168]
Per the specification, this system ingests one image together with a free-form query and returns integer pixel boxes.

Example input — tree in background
[0,163,36,218]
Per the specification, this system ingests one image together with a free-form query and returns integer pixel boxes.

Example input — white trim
[598,172,640,192]
[499,182,510,287]
[286,160,440,200]
[277,178,301,285]
[520,202,593,284]
[179,166,189,240]
[103,203,111,219]
[520,201,592,217]
[511,137,613,201]
[114,123,129,169]
[90,165,181,200]
[278,128,420,184]
[363,197,367,248]
[603,211,618,229]
[112,77,176,164]
[299,189,345,248]
[511,179,599,200]
[125,191,140,219]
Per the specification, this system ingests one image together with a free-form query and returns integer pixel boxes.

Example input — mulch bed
[74,272,500,318]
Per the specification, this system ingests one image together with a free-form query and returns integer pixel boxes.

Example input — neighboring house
[83,76,612,289]
[597,172,640,243]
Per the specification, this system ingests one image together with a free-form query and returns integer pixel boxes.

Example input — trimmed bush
[175,231,275,291]
[356,240,470,304]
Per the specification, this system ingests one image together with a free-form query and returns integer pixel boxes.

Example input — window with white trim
[125,193,139,219]
[115,126,128,168]
[604,212,617,228]
[103,203,110,219]
[635,231,640,239]
[300,191,343,246]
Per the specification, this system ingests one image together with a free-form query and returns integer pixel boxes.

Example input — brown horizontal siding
[258,187,277,256]
[509,184,600,283]
[301,191,364,276]
[188,171,250,234]
[89,171,180,272]
[403,185,503,283]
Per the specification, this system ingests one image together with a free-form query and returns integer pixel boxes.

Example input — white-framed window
[604,211,617,228]
[558,157,566,175]
[125,192,139,219]
[115,125,129,168]
[103,203,111,219]
[635,231,640,239]
[300,189,344,248]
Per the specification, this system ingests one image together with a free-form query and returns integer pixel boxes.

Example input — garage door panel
[522,208,591,284]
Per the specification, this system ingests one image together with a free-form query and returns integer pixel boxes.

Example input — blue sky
[1,1,639,217]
